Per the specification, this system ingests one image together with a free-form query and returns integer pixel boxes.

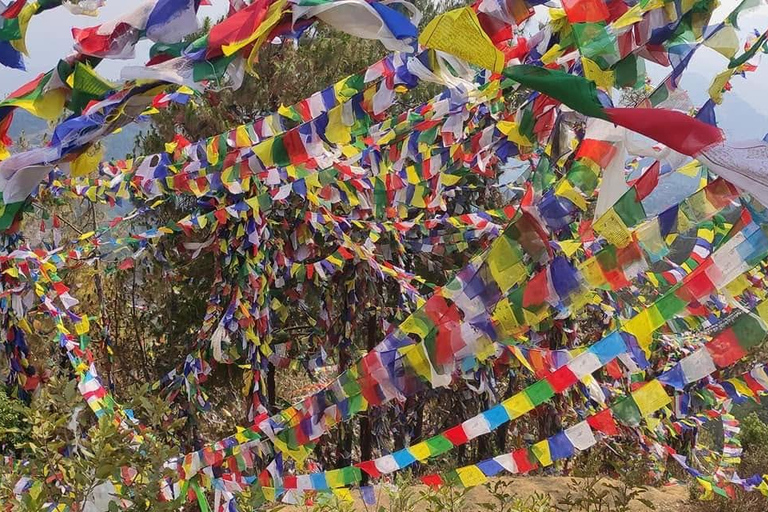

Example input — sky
[0,1,228,95]
[1,0,767,141]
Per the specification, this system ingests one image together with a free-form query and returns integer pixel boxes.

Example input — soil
[278,476,690,511]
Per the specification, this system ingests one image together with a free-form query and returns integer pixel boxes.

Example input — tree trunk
[267,362,276,413]
[359,312,377,485]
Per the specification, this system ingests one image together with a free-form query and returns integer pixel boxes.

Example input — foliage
[555,477,655,512]
[420,483,470,512]
[685,487,768,512]
[571,444,655,488]
[378,481,422,512]
[5,1,768,510]
[0,390,30,453]
[480,480,554,512]
[0,376,187,511]
[737,412,768,475]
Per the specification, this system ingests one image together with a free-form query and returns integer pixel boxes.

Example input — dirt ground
[279,476,690,511]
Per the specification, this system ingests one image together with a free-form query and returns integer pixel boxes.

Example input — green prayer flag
[533,155,556,192]
[425,435,454,457]
[0,200,24,232]
[614,55,640,89]
[0,19,21,41]
[731,313,767,350]
[730,31,768,68]
[571,23,620,67]
[503,65,608,121]
[654,290,688,320]
[613,188,646,227]
[524,379,555,406]
[568,161,599,194]
[648,82,670,107]
[611,396,642,426]
[271,136,290,167]
[193,54,236,83]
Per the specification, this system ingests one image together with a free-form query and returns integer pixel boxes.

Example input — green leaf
[96,464,115,479]
[637,498,656,510]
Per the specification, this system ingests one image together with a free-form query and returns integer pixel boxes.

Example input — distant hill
[8,109,147,161]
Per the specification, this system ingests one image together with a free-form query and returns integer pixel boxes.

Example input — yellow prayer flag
[400,344,433,381]
[555,180,588,211]
[582,58,615,90]
[325,469,345,488]
[501,392,535,419]
[631,380,671,417]
[333,489,354,502]
[441,173,463,186]
[456,465,487,488]
[70,145,104,178]
[541,44,564,65]
[578,258,608,289]
[75,316,90,336]
[253,138,275,167]
[272,437,313,462]
[419,7,505,73]
[709,69,736,104]
[548,8,569,32]
[559,239,581,257]
[726,378,754,397]
[235,125,251,147]
[261,487,276,502]
[755,299,768,322]
[696,478,714,500]
[726,274,751,297]
[408,441,432,461]
[593,209,632,248]
[10,2,37,55]
[704,24,739,59]
[223,0,288,57]
[493,299,520,335]
[532,440,552,466]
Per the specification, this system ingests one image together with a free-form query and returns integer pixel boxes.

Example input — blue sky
[1,0,766,140]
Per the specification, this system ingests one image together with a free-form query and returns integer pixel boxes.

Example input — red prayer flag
[444,425,469,446]
[561,0,610,23]
[676,268,716,303]
[705,329,747,368]
[207,0,271,58]
[522,270,549,308]
[72,22,133,57]
[605,108,723,157]
[633,161,659,201]
[576,139,616,168]
[743,374,765,398]
[512,448,537,473]
[356,461,381,478]
[546,365,578,393]
[2,0,27,19]
[587,409,619,436]
[605,360,623,379]
[420,474,444,487]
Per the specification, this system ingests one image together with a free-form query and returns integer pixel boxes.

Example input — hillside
[8,109,144,161]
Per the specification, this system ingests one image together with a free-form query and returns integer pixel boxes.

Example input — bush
[0,390,30,454]
[740,412,768,474]
[684,413,768,512]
